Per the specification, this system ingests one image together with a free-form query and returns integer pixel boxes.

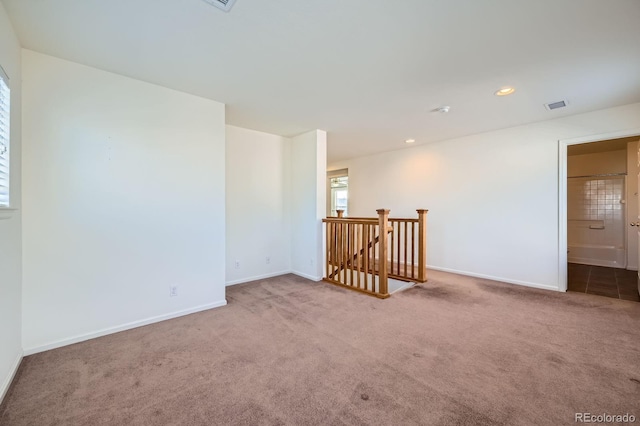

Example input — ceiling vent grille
[201,0,237,12]
[544,100,568,111]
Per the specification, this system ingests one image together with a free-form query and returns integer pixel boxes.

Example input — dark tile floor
[568,263,640,302]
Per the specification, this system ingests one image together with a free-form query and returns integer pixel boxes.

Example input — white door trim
[558,128,640,292]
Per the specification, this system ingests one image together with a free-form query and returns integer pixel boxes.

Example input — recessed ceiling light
[405,139,416,144]
[495,87,516,96]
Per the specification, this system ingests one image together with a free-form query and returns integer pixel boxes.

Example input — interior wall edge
[427,265,561,292]
[290,271,322,282]
[226,270,292,286]
[0,351,23,405]
[22,300,227,356]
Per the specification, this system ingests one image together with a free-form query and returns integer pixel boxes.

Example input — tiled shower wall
[567,176,625,248]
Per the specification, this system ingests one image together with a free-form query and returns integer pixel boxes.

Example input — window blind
[0,65,9,207]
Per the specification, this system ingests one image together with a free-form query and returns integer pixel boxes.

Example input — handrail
[323,218,379,225]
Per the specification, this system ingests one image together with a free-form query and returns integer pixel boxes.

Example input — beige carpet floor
[1,271,639,425]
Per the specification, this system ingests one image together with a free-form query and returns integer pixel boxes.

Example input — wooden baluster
[337,222,341,283]
[335,222,339,273]
[325,222,329,279]
[363,224,369,291]
[333,223,340,272]
[349,223,355,287]
[371,223,375,290]
[395,221,400,276]
[376,225,380,291]
[338,222,343,282]
[371,225,375,292]
[377,209,389,296]
[373,224,377,288]
[344,222,348,286]
[336,222,340,276]
[356,224,361,289]
[343,222,348,286]
[403,221,408,277]
[336,222,341,282]
[330,222,334,278]
[417,209,428,283]
[331,221,336,279]
[373,225,377,275]
[367,225,376,290]
[339,223,347,284]
[329,222,336,272]
[411,221,415,279]
[389,220,394,279]
[332,222,335,277]
[340,222,343,281]
[332,222,337,275]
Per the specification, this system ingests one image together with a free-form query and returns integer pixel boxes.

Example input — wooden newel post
[377,209,390,296]
[336,210,344,278]
[417,209,429,283]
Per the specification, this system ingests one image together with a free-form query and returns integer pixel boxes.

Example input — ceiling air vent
[201,0,237,12]
[544,100,568,111]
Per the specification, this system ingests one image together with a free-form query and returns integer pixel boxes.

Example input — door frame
[558,128,640,292]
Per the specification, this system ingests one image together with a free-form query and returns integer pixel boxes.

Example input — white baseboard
[291,271,322,282]
[23,300,227,356]
[0,351,23,405]
[226,270,292,286]
[427,265,560,292]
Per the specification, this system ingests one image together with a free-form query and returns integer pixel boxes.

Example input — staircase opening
[323,208,428,298]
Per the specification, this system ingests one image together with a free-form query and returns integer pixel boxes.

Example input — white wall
[568,150,626,177]
[330,103,640,290]
[0,1,23,403]
[21,50,227,354]
[291,130,327,280]
[225,125,291,285]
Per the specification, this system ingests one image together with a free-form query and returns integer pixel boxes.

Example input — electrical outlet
[266,256,270,264]
[235,260,240,269]
[169,285,178,297]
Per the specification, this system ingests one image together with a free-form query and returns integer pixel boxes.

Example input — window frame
[327,169,348,217]
[0,63,14,219]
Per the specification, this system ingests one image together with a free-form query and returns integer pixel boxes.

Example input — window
[330,176,348,216]
[328,169,349,217]
[0,65,9,207]
[327,169,348,217]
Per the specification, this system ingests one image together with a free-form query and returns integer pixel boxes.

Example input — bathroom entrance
[564,136,640,301]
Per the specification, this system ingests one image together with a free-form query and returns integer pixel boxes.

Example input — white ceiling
[2,0,640,163]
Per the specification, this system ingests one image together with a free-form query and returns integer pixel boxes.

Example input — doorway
[559,130,640,301]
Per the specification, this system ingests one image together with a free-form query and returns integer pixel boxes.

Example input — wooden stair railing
[323,208,428,298]
[388,209,429,283]
[327,221,392,280]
